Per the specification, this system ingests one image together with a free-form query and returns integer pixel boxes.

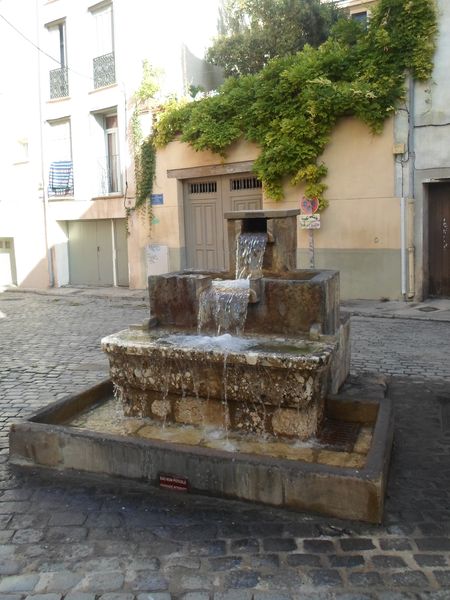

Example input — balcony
[97,154,121,195]
[93,52,116,89]
[49,67,69,99]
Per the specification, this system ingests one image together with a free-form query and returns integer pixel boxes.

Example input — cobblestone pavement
[1,291,450,599]
[350,317,450,381]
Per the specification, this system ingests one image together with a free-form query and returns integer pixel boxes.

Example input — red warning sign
[158,473,189,492]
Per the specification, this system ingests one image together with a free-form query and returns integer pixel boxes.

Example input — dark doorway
[429,182,450,297]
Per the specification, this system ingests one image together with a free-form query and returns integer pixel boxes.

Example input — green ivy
[153,0,436,210]
[130,61,160,224]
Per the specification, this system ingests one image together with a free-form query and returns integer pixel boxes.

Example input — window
[46,20,69,98]
[90,3,115,88]
[104,114,120,193]
[47,119,73,197]
[92,110,121,195]
[351,11,368,24]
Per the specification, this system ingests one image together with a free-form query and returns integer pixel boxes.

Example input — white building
[0,0,222,289]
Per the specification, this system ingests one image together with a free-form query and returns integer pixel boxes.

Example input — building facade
[1,0,448,300]
[0,0,222,290]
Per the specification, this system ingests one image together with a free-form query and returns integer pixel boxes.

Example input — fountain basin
[8,375,393,523]
[102,329,336,440]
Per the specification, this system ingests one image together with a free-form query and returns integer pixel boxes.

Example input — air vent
[189,181,217,194]
[231,177,262,191]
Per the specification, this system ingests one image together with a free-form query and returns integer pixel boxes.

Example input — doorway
[428,182,450,297]
[184,173,262,270]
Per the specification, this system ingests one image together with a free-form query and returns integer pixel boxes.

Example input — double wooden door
[184,174,262,270]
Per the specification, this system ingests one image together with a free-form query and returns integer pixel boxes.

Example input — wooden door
[429,183,450,297]
[184,174,262,271]
[185,178,224,270]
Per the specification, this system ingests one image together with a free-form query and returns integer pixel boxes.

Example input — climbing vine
[153,0,437,210]
[129,61,159,224]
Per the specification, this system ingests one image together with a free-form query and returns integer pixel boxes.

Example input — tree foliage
[154,0,437,209]
[206,0,342,77]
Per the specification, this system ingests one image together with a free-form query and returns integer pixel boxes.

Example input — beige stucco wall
[149,116,401,298]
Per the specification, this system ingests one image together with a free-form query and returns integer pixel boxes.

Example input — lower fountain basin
[8,375,393,523]
[102,329,337,440]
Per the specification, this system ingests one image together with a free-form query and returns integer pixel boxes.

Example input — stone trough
[8,375,393,523]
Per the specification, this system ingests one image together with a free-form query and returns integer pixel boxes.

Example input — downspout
[400,196,407,300]
[36,0,55,287]
[407,198,415,299]
[407,73,416,300]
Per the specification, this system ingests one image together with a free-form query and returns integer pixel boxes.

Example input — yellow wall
[149,116,400,297]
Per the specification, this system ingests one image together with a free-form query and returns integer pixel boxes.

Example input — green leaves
[154,0,436,210]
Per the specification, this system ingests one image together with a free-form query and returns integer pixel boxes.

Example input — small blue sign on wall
[150,193,164,205]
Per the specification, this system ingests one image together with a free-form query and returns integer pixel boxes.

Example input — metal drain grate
[317,419,360,452]
[418,306,440,312]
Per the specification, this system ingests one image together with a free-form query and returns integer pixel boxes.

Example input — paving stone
[433,571,450,586]
[388,571,430,587]
[225,571,261,589]
[348,572,383,587]
[98,595,135,600]
[253,593,293,600]
[303,539,335,553]
[35,572,82,593]
[179,594,209,600]
[262,538,297,552]
[334,595,372,600]
[208,556,242,571]
[308,569,343,586]
[379,538,412,551]
[24,595,62,600]
[0,575,40,593]
[286,553,322,567]
[126,572,168,592]
[230,539,259,553]
[188,541,226,556]
[416,538,450,551]
[74,572,124,593]
[48,512,87,527]
[247,554,279,568]
[136,595,171,600]
[213,592,253,600]
[0,558,23,576]
[329,555,364,568]
[45,527,87,544]
[162,556,200,570]
[339,538,376,552]
[371,555,406,568]
[136,595,172,600]
[63,594,96,600]
[11,529,44,544]
[414,554,448,567]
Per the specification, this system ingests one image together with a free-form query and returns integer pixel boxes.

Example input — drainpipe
[400,196,407,300]
[407,74,416,300]
[36,0,55,287]
[407,198,415,299]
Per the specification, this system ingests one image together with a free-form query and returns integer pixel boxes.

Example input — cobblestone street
[0,290,450,599]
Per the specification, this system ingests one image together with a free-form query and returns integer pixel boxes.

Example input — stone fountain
[103,209,349,442]
[9,209,393,523]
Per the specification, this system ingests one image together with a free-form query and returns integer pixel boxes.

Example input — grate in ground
[317,419,360,452]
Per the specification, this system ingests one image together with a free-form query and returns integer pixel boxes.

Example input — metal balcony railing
[49,67,69,99]
[93,52,116,89]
